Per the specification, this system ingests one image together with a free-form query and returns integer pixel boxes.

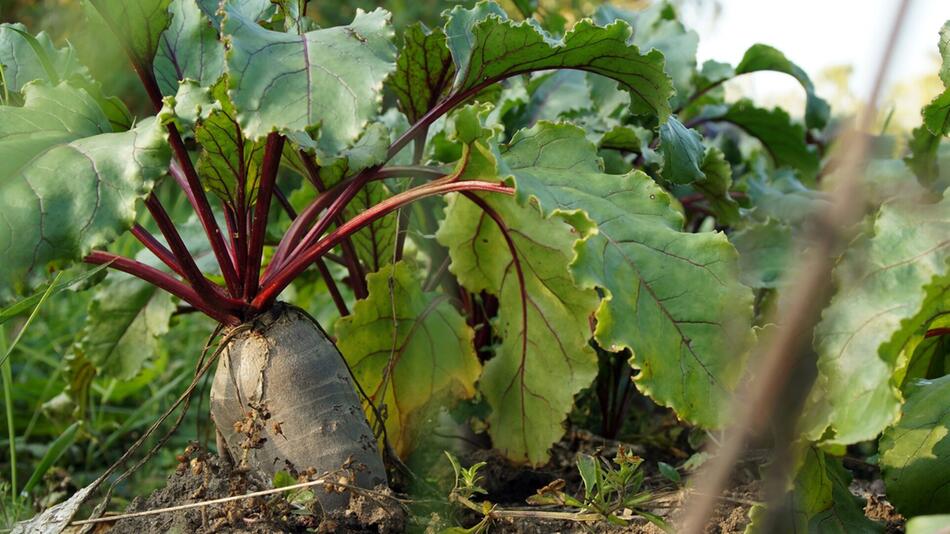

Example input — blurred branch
[680,1,914,532]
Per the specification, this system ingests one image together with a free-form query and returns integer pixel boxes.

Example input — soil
[108,444,405,534]
[102,431,902,533]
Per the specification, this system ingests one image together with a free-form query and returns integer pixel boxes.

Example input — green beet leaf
[695,146,740,225]
[593,3,699,106]
[335,261,480,457]
[0,24,84,95]
[703,100,819,180]
[74,274,175,381]
[194,81,266,208]
[344,181,397,273]
[659,116,706,184]
[499,122,754,428]
[438,191,600,464]
[804,196,950,446]
[0,82,170,302]
[223,5,396,148]
[153,0,226,96]
[443,1,673,121]
[880,374,950,517]
[197,0,276,27]
[388,23,454,124]
[90,0,173,66]
[734,43,830,130]
[730,220,794,289]
[923,89,950,137]
[435,105,599,464]
[746,448,882,533]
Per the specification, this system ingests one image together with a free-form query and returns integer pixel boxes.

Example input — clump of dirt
[852,478,905,534]
[109,444,405,534]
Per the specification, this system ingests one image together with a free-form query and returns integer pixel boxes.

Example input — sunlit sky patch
[681,0,947,116]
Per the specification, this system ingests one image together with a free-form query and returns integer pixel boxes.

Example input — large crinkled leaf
[154,0,226,96]
[746,448,881,533]
[223,6,396,148]
[500,122,754,428]
[880,375,950,517]
[90,0,173,65]
[0,24,84,94]
[804,197,950,446]
[434,107,598,464]
[388,23,454,124]
[0,83,170,301]
[444,1,673,121]
[335,262,480,457]
[74,274,175,380]
[734,43,830,130]
[438,190,599,464]
[703,99,820,180]
[659,116,706,184]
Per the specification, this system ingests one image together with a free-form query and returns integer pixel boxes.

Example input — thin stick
[70,478,330,527]
[679,2,912,532]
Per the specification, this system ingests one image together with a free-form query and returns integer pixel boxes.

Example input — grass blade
[20,421,81,496]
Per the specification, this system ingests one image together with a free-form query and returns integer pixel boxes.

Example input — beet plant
[3,0,950,530]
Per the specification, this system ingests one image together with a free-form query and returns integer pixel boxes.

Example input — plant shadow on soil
[100,429,905,533]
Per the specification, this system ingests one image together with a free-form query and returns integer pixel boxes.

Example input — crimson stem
[253,180,514,310]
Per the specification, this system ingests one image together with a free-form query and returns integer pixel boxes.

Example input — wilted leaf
[804,197,950,446]
[75,274,175,380]
[335,262,480,456]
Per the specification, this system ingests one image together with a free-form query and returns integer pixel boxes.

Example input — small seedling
[529,447,670,531]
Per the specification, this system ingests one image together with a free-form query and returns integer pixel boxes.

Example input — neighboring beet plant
[3,0,949,527]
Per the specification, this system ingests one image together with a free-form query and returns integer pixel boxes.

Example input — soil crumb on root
[109,446,405,534]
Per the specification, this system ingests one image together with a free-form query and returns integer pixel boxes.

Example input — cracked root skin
[210,303,387,511]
